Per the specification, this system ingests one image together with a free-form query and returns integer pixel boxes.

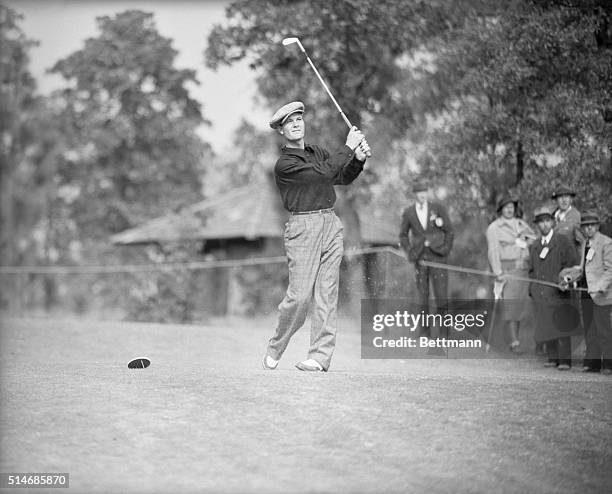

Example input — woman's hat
[497,195,518,213]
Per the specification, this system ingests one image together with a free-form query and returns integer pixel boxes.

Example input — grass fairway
[1,316,611,494]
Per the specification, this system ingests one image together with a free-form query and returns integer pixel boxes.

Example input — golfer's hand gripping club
[345,124,371,159]
[358,137,371,159]
[346,127,370,161]
[346,126,364,150]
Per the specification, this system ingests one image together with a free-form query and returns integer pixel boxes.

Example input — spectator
[578,210,612,375]
[528,205,579,370]
[486,196,536,354]
[551,184,581,240]
[399,180,453,347]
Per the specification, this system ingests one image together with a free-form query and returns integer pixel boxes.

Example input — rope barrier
[0,246,401,275]
[0,255,288,275]
[0,244,589,293]
[419,259,588,292]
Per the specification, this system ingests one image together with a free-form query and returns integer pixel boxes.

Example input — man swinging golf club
[262,101,371,371]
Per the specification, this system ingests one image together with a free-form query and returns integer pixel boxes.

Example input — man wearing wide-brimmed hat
[577,210,612,375]
[262,101,370,372]
[528,205,579,370]
[551,184,580,238]
[486,195,537,354]
[551,183,585,256]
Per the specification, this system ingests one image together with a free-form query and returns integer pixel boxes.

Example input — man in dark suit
[399,180,454,339]
[528,205,579,370]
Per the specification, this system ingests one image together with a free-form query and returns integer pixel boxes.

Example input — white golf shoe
[262,355,279,370]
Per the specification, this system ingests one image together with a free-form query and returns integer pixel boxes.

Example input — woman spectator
[486,196,537,354]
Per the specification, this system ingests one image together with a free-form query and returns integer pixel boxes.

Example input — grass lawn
[1,315,611,493]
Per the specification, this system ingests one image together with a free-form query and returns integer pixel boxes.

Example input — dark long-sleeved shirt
[274,143,365,212]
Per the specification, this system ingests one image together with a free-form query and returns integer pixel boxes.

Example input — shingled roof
[111,180,399,246]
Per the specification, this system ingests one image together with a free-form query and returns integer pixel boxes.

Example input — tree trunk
[515,138,524,186]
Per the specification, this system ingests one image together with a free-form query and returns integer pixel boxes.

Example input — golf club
[282,37,371,157]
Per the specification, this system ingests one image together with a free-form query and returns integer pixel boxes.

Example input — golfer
[262,101,370,372]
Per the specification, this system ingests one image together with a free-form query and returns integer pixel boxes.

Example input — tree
[0,5,39,267]
[0,6,58,310]
[50,10,211,245]
[0,6,77,310]
[203,119,277,197]
[408,0,612,219]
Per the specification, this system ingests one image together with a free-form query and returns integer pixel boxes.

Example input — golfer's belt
[290,208,334,216]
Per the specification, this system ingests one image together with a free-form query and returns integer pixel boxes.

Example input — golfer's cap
[412,180,429,192]
[269,101,304,129]
[551,183,576,199]
[533,205,554,222]
[580,209,600,225]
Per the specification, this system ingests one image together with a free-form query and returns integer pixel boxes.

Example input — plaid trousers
[267,210,344,370]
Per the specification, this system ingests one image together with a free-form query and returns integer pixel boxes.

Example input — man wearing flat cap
[262,101,371,372]
[576,210,612,374]
[399,180,454,344]
[528,205,579,370]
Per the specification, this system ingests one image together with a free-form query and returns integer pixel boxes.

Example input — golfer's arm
[276,146,356,182]
[321,145,361,181]
[334,155,365,185]
[274,157,320,182]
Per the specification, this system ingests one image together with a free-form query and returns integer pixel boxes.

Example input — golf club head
[282,37,299,46]
[127,357,150,369]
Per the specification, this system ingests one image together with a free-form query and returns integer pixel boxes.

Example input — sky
[5,0,268,154]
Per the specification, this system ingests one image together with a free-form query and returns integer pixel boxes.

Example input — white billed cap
[269,101,304,129]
